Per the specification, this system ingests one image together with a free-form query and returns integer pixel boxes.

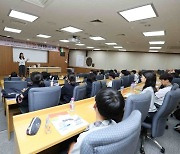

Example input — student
[86,73,96,98]
[131,70,139,84]
[154,73,173,107]
[106,72,115,87]
[17,52,29,77]
[141,71,157,122]
[16,72,45,112]
[61,74,78,103]
[68,88,125,154]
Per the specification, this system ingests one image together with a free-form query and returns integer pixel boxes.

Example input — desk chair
[112,79,122,91]
[172,78,180,87]
[4,81,27,93]
[4,77,21,81]
[123,91,151,122]
[90,81,101,97]
[20,86,61,113]
[121,76,129,88]
[73,84,87,101]
[140,88,180,154]
[128,74,135,85]
[81,110,142,154]
[96,74,104,80]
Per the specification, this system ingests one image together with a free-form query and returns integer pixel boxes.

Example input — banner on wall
[0,39,59,51]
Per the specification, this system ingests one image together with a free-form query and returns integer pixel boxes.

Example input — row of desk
[10,83,143,154]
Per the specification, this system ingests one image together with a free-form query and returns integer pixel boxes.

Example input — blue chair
[24,86,61,113]
[4,77,21,81]
[90,81,101,97]
[99,80,106,88]
[81,110,142,154]
[96,75,104,80]
[121,76,129,88]
[73,84,87,101]
[112,79,122,90]
[123,91,151,123]
[140,88,180,153]
[172,78,180,87]
[4,81,27,93]
[128,74,134,85]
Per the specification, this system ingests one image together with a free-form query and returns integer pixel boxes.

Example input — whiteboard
[13,47,48,63]
[76,55,84,67]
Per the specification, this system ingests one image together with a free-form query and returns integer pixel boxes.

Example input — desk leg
[6,102,10,140]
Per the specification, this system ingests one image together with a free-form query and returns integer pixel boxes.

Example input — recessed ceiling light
[149,41,165,44]
[27,39,30,41]
[59,40,69,42]
[114,46,123,49]
[36,34,51,38]
[105,43,117,45]
[89,36,105,40]
[143,31,165,36]
[4,27,21,33]
[61,26,82,33]
[118,4,157,22]
[149,50,159,52]
[76,43,85,46]
[94,49,101,50]
[149,47,162,49]
[9,10,38,22]
[87,47,94,49]
[119,49,126,51]
[44,42,47,44]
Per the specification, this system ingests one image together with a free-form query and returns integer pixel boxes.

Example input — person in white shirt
[106,72,115,87]
[131,70,139,84]
[141,71,157,122]
[155,73,173,107]
[17,53,29,77]
[68,88,125,154]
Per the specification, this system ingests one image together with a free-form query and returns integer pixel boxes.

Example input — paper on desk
[51,114,88,135]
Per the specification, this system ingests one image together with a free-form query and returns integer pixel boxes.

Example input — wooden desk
[13,98,96,154]
[28,67,61,74]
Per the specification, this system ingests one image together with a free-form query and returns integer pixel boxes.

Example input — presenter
[17,53,29,77]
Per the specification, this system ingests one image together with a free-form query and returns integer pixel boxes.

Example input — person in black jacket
[61,74,78,103]
[86,73,96,98]
[16,72,45,111]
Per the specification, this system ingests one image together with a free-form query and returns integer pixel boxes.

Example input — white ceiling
[0,0,180,53]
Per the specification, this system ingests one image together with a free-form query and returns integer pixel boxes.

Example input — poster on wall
[76,55,84,67]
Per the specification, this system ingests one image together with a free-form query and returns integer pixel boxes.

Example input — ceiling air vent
[23,0,51,7]
[90,19,103,23]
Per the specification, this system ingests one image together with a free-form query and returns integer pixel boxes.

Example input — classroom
[0,0,180,154]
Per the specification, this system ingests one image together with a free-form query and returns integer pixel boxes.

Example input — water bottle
[50,77,54,87]
[70,97,75,111]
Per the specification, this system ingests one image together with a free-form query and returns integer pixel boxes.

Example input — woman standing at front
[17,53,29,77]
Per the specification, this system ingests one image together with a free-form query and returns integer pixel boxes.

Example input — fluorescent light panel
[118,4,157,22]
[149,50,159,52]
[119,49,126,51]
[149,47,162,49]
[105,43,117,45]
[89,36,105,40]
[87,47,94,49]
[61,26,82,33]
[37,34,51,38]
[59,40,69,42]
[76,43,85,46]
[94,49,101,50]
[149,41,165,44]
[4,27,21,33]
[9,10,38,22]
[114,46,123,49]
[143,31,165,36]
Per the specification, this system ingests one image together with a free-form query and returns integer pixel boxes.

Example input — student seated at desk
[154,73,173,108]
[68,88,125,154]
[86,73,96,98]
[60,74,78,104]
[16,72,45,111]
[106,72,115,87]
[141,71,157,122]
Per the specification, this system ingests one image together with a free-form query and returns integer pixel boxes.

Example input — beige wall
[69,50,180,70]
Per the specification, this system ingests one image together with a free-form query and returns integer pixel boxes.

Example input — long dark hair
[68,74,76,86]
[30,72,44,86]
[142,71,157,93]
[19,53,25,60]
